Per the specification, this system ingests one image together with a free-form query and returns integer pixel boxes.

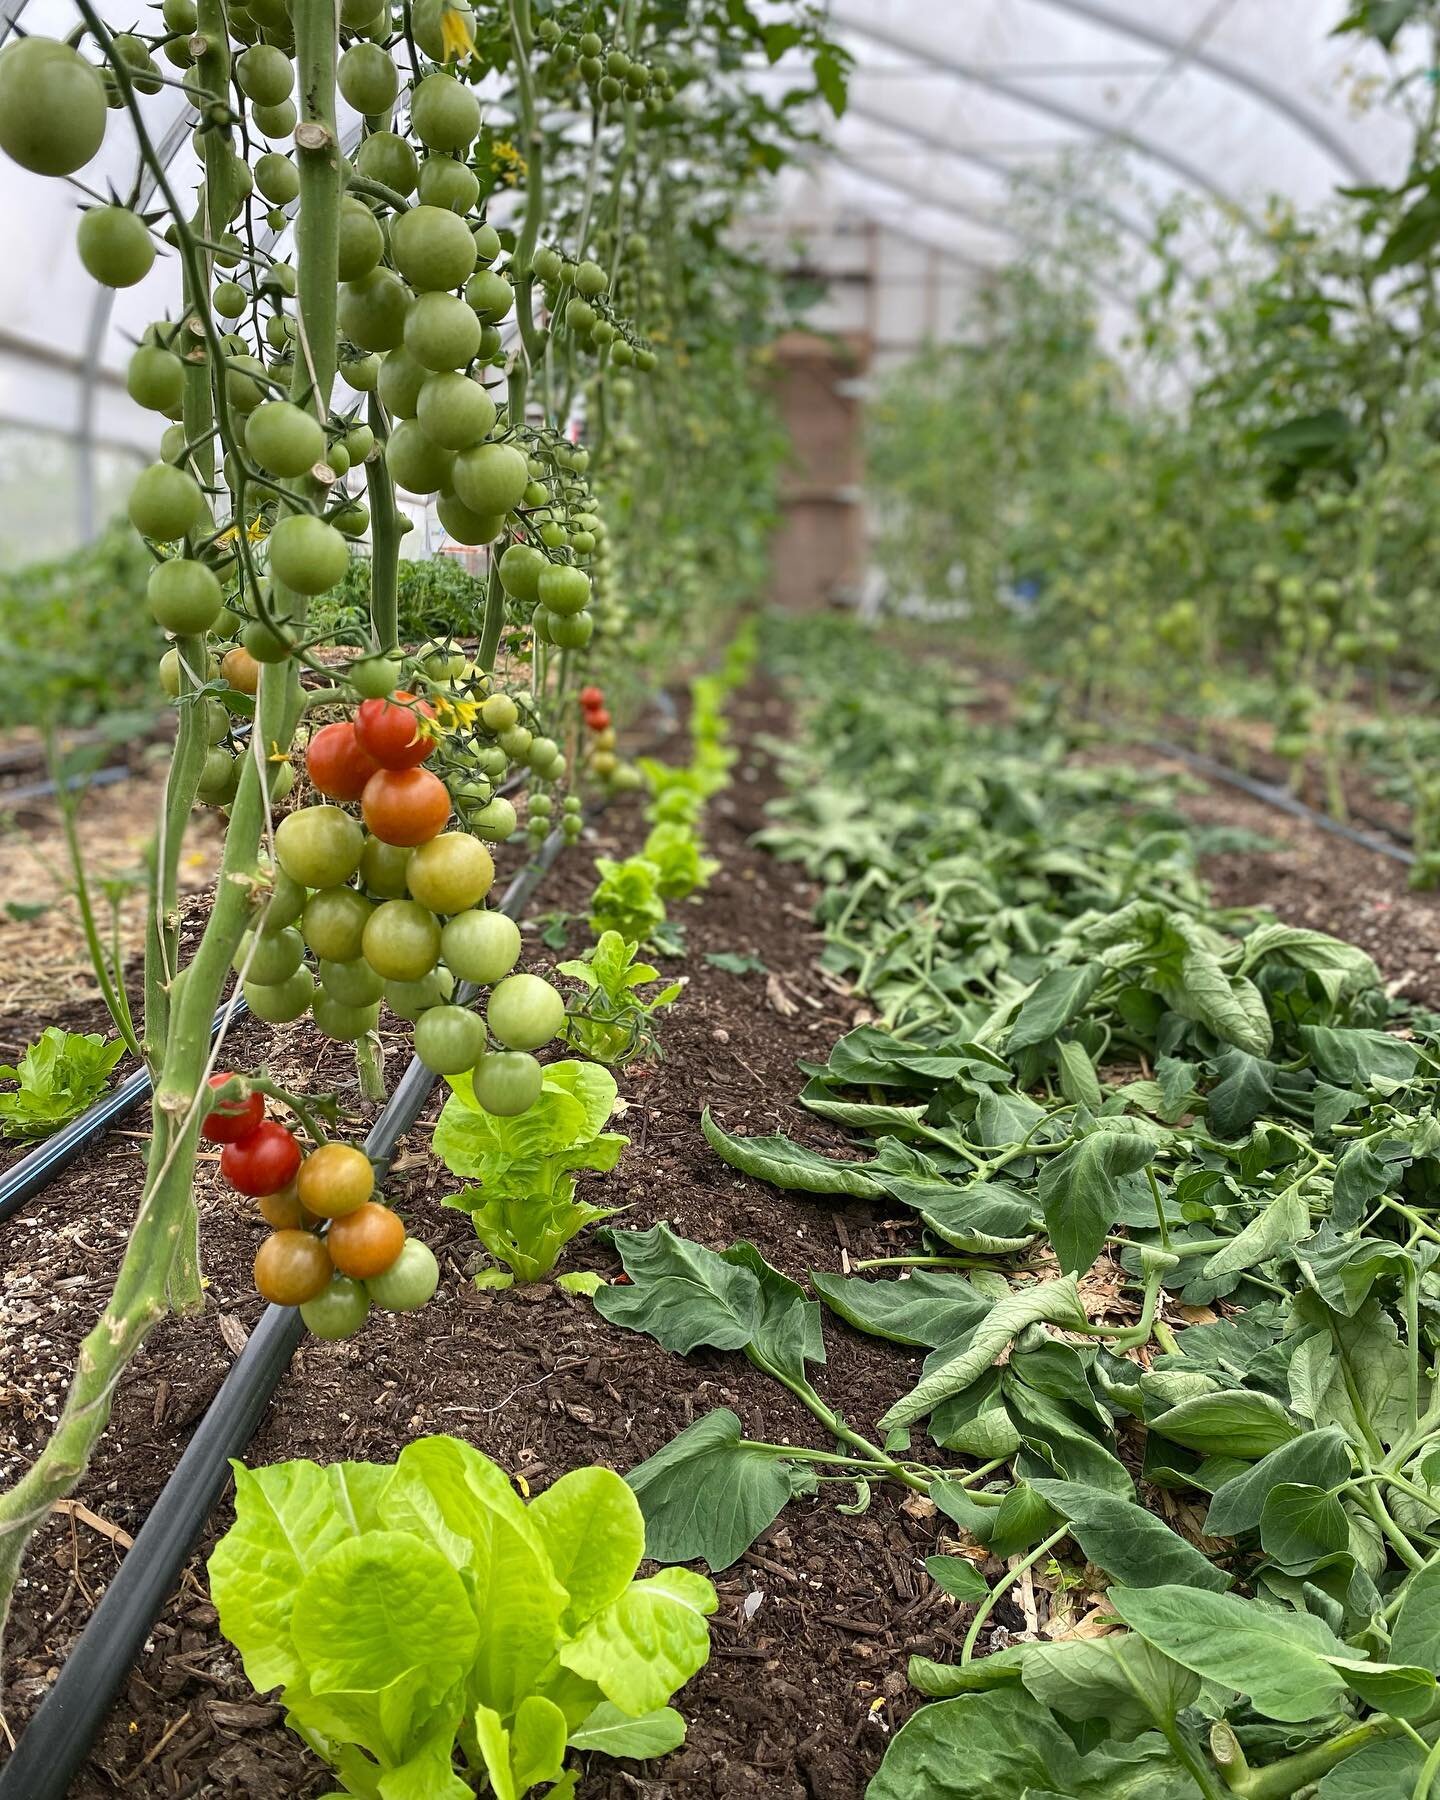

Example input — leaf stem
[959,1525,1068,1664]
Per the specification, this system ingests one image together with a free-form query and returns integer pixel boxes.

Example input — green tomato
[275,805,365,888]
[453,441,529,516]
[383,967,455,1020]
[267,513,350,595]
[318,949,386,1005]
[436,490,503,546]
[0,38,107,178]
[468,795,518,841]
[365,1238,439,1310]
[147,558,224,633]
[465,269,513,322]
[300,1275,371,1339]
[354,128,418,195]
[338,265,412,351]
[337,195,386,282]
[417,154,480,213]
[410,71,480,152]
[254,150,298,204]
[487,972,564,1050]
[377,344,428,420]
[236,43,293,106]
[414,1003,487,1074]
[337,40,398,113]
[78,204,155,288]
[130,461,206,540]
[243,966,316,1023]
[391,202,479,292]
[302,886,375,962]
[440,908,521,983]
[539,563,591,616]
[350,655,402,700]
[404,290,482,372]
[312,991,381,1040]
[472,1050,544,1116]
[417,371,497,450]
[385,417,454,495]
[497,541,545,602]
[362,898,442,980]
[235,924,305,984]
[549,609,593,649]
[245,400,325,479]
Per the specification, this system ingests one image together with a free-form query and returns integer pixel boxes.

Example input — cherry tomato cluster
[204,1075,439,1339]
[239,681,570,1070]
[580,684,611,735]
[580,684,633,786]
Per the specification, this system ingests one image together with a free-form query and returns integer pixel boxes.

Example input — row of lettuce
[201,629,752,1798]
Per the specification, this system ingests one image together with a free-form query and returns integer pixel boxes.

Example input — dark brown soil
[9,683,1440,1800]
[1,686,992,1800]
[1148,753,1440,1010]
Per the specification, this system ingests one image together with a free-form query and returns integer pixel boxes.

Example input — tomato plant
[0,0,836,1666]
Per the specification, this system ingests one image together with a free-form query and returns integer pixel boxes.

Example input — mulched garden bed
[7,681,1440,1799]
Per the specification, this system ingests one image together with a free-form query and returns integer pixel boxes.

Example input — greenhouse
[4,1,1440,1795]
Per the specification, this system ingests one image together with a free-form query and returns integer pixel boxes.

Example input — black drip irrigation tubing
[0,822,573,1800]
[1139,733,1418,871]
[0,765,134,807]
[0,995,252,1226]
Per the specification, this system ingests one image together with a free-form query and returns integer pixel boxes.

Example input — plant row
[559,615,1440,1798]
[866,3,1440,863]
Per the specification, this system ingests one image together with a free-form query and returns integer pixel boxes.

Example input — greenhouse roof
[0,0,1417,535]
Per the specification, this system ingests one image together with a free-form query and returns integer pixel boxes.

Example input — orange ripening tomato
[362,766,452,846]
[354,692,436,769]
[327,1201,406,1278]
[254,1229,333,1304]
[221,646,261,695]
[306,720,382,801]
[585,708,612,732]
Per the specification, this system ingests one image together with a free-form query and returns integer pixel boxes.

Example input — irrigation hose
[0,995,253,1227]
[1141,734,1417,870]
[0,825,570,1800]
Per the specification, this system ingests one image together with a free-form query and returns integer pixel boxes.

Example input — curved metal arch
[829,9,1266,237]
[1032,0,1377,186]
[843,97,1156,261]
[820,146,1137,311]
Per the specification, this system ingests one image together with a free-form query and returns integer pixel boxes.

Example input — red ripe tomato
[201,1073,264,1143]
[579,685,604,708]
[362,766,452,846]
[586,708,611,732]
[306,720,381,801]
[353,692,436,769]
[221,1118,303,1196]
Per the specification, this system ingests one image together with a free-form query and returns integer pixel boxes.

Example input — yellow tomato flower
[439,1,475,62]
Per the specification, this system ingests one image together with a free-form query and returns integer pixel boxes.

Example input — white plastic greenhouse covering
[0,0,1421,562]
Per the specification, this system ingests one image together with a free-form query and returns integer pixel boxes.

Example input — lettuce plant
[588,854,668,945]
[641,823,718,901]
[558,931,684,1065]
[0,1026,125,1140]
[435,1060,628,1284]
[209,1436,716,1798]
